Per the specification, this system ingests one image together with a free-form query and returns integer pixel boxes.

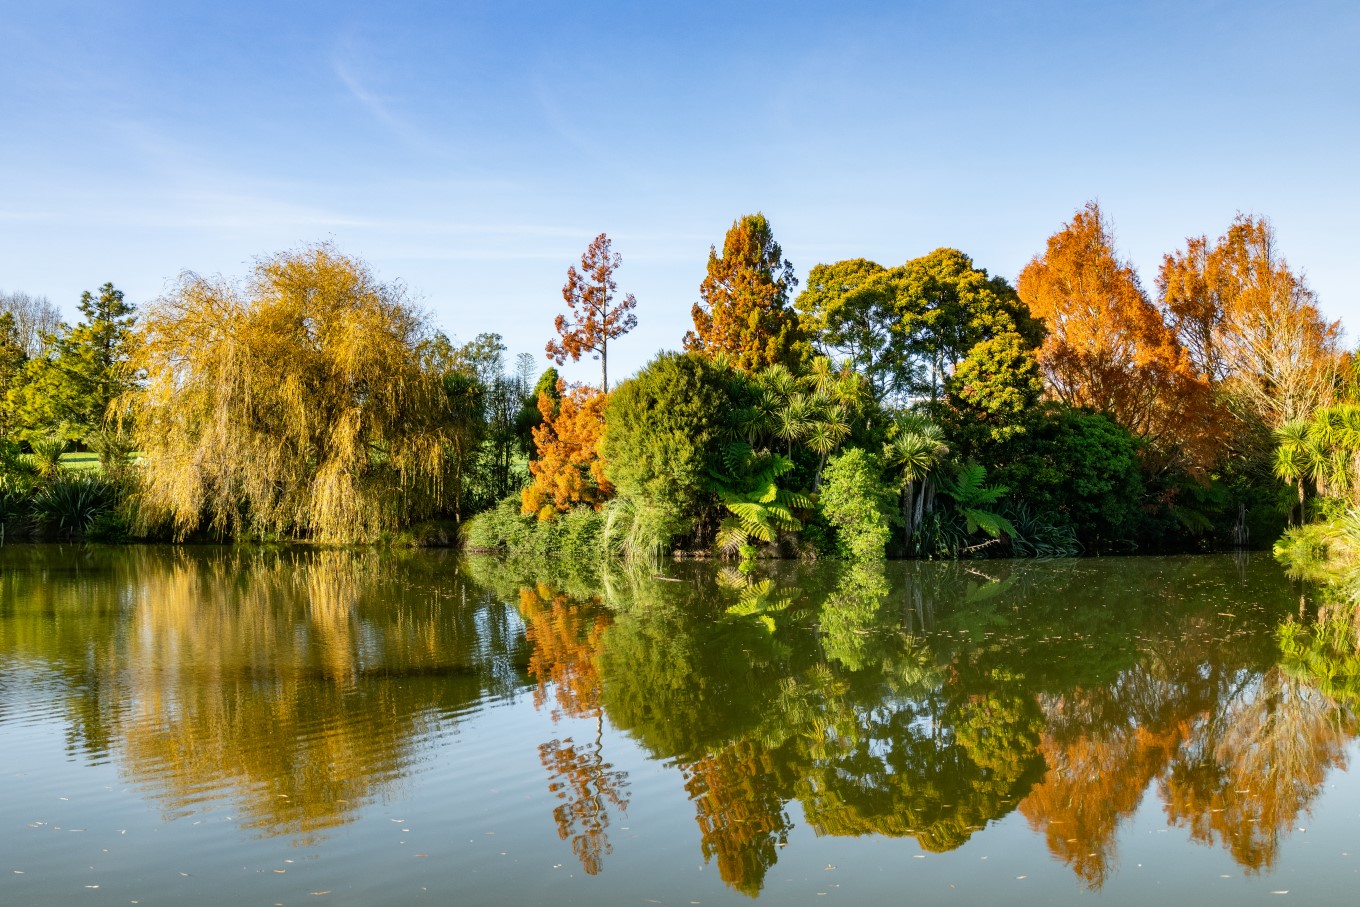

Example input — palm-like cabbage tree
[884,414,948,542]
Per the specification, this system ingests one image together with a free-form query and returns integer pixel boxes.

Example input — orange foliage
[539,735,630,875]
[545,233,638,393]
[1020,713,1185,889]
[1158,214,1340,428]
[518,584,628,876]
[683,213,807,373]
[1018,202,1223,475]
[521,382,613,519]
[1160,669,1349,873]
[517,583,611,719]
[682,739,792,897]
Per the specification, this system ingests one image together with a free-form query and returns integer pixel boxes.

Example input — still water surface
[1,546,1358,905]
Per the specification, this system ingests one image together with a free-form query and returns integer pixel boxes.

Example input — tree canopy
[1158,213,1340,429]
[129,245,459,542]
[1018,202,1222,476]
[685,213,807,372]
[7,283,137,444]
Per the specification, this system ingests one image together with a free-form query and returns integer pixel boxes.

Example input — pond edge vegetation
[0,204,1352,565]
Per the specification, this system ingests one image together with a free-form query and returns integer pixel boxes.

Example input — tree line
[0,203,1346,554]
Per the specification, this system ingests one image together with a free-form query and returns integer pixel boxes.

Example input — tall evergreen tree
[7,282,137,443]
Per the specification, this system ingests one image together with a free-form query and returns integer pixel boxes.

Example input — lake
[1,545,1357,905]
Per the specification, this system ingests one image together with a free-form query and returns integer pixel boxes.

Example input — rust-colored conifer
[546,233,637,392]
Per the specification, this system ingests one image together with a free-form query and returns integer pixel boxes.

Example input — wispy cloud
[331,32,434,153]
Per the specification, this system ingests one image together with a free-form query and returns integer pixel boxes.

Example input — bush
[0,475,27,539]
[986,406,1145,552]
[602,352,740,547]
[818,447,895,560]
[462,495,603,562]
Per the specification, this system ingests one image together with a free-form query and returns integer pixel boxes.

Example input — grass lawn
[58,452,101,472]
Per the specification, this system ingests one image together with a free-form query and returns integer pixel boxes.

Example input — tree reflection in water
[515,582,629,876]
[3,548,1356,896]
[583,556,1354,895]
[0,546,526,842]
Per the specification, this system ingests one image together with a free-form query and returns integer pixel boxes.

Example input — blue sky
[2,0,1356,384]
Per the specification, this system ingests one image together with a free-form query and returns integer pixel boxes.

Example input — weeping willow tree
[128,245,456,543]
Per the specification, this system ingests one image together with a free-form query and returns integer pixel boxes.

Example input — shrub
[818,447,895,560]
[462,494,603,563]
[602,351,740,546]
[29,473,120,540]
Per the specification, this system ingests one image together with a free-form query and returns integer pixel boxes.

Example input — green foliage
[438,365,488,521]
[601,497,683,563]
[740,358,871,488]
[944,332,1043,445]
[0,312,26,439]
[88,427,135,485]
[817,562,891,670]
[602,351,739,547]
[795,259,914,404]
[6,283,136,444]
[818,447,895,560]
[1278,605,1360,708]
[462,495,603,562]
[518,366,560,454]
[906,463,1019,558]
[26,435,67,480]
[453,333,535,511]
[29,472,121,540]
[936,464,1015,539]
[894,248,1044,400]
[0,474,27,538]
[710,442,811,558]
[972,406,1145,553]
[999,502,1082,558]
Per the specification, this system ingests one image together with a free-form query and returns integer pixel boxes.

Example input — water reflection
[0,546,527,841]
[584,557,1353,893]
[2,548,1358,897]
[515,582,629,876]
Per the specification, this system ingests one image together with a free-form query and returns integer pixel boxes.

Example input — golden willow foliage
[521,382,613,520]
[1018,202,1223,475]
[1158,214,1341,429]
[128,246,454,543]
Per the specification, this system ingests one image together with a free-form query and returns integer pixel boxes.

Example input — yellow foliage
[127,244,454,543]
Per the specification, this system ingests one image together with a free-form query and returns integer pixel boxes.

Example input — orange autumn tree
[681,738,792,897]
[684,213,807,373]
[1017,202,1222,475]
[517,583,629,877]
[521,381,612,519]
[546,233,638,393]
[1157,214,1340,429]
